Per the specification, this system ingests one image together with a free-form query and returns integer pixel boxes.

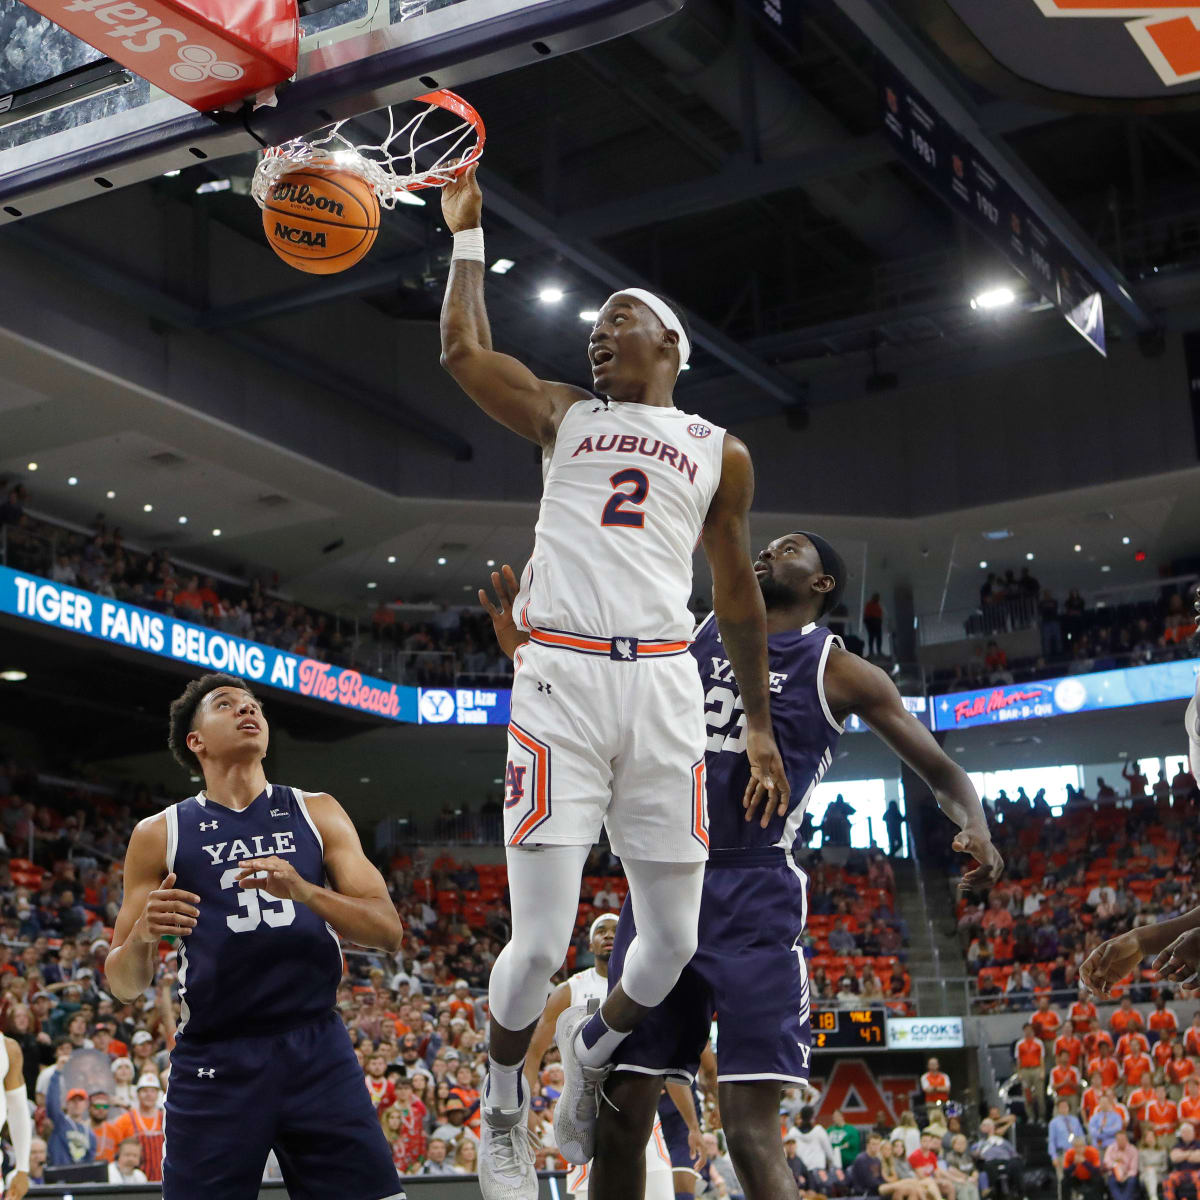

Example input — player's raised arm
[824,650,1003,894]
[106,815,198,1004]
[700,435,788,823]
[523,980,572,1096]
[235,793,402,953]
[438,165,589,446]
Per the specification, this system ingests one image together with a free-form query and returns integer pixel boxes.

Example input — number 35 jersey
[692,615,845,852]
[165,784,342,1042]
[513,399,726,643]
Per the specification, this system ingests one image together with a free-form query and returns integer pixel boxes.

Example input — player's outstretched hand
[1080,929,1145,998]
[136,872,200,942]
[954,827,1004,896]
[440,161,483,234]
[1153,928,1200,989]
[479,564,529,659]
[5,1169,29,1200]
[743,727,791,828]
[687,1128,708,1172]
[235,857,314,905]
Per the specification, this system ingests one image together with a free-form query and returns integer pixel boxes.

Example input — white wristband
[452,227,485,263]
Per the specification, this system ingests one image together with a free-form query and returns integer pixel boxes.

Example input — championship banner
[931,657,1200,730]
[880,62,1107,355]
[0,565,511,727]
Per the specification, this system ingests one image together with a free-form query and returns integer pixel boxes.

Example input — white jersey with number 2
[563,967,674,1197]
[513,399,726,643]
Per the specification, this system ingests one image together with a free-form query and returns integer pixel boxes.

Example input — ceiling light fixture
[579,310,599,321]
[395,191,425,207]
[0,670,27,683]
[387,555,396,563]
[25,463,37,471]
[971,286,1016,311]
[538,287,564,304]
[143,503,153,512]
[67,476,78,486]
[367,581,377,589]
[106,490,116,499]
[979,560,988,569]
[211,528,221,537]
[486,559,495,567]
[1101,564,1112,572]
[178,516,188,525]
[1026,552,1035,561]
[437,556,447,565]
[1122,536,1131,545]
[1074,544,1082,552]
[489,259,515,275]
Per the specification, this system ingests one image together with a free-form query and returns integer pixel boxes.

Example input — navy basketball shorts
[163,1011,405,1200]
[609,847,813,1085]
[657,1086,703,1174]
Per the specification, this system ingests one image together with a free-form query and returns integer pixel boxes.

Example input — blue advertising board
[0,565,512,727]
[932,658,1200,732]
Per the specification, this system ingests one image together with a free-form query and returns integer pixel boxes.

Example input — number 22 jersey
[165,784,343,1042]
[513,399,726,642]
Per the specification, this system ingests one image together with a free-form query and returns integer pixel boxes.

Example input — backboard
[0,0,684,222]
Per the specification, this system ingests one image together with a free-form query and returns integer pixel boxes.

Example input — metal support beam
[828,0,1156,334]
[478,173,806,405]
[1,225,473,461]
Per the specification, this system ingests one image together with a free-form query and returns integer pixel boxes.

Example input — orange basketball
[261,163,380,275]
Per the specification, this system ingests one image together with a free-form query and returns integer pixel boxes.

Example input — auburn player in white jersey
[524,916,678,1200]
[439,164,788,1200]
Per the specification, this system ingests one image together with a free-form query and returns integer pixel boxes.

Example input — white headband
[590,914,618,940]
[610,289,691,374]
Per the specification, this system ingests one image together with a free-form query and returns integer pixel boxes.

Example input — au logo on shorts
[687,423,711,438]
[504,762,527,809]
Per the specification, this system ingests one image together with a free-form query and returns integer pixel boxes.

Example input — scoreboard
[812,1009,888,1051]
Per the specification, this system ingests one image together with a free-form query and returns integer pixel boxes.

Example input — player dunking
[482,533,1003,1200]
[105,674,406,1200]
[522,914,682,1200]
[439,165,788,1200]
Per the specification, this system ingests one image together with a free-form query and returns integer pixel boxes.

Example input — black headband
[792,531,846,617]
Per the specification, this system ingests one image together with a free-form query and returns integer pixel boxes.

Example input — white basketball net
[251,95,482,210]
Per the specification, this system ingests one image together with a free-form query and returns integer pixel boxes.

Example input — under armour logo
[200,820,219,831]
[270,810,288,818]
[170,44,245,85]
[536,681,552,695]
[197,1068,215,1078]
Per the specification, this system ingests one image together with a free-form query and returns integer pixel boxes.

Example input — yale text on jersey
[202,831,297,866]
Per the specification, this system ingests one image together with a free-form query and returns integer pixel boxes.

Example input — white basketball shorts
[503,633,709,863]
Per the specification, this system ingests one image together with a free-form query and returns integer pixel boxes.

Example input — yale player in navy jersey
[481,536,1003,1200]
[105,674,406,1200]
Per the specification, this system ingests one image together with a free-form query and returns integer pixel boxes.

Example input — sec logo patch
[687,423,711,438]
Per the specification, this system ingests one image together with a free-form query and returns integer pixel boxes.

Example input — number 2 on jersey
[705,684,748,753]
[220,867,296,933]
[601,468,649,528]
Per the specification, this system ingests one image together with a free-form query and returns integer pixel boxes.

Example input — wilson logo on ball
[269,182,347,217]
[273,222,327,249]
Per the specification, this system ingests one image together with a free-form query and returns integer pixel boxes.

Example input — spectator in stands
[420,1137,456,1176]
[88,1091,120,1163]
[106,1075,165,1182]
[1016,1023,1047,1123]
[1149,1087,1180,1139]
[893,1112,922,1156]
[1166,1122,1200,1200]
[1053,1051,1083,1115]
[982,895,1015,936]
[885,800,905,856]
[108,1137,147,1185]
[1063,1134,1105,1200]
[910,1131,954,1200]
[1033,994,1063,1045]
[793,1106,844,1191]
[1106,1129,1140,1200]
[1141,1130,1167,1200]
[1091,1095,1126,1151]
[1168,1045,1195,1098]
[1180,1079,1200,1127]
[922,1058,951,1113]
[829,918,858,955]
[863,594,884,657]
[944,1134,982,1200]
[850,1133,885,1194]
[46,1080,96,1166]
[891,1137,941,1200]
[1050,1098,1087,1179]
[5,1136,45,1192]
[828,1110,861,1168]
[971,1119,1025,1199]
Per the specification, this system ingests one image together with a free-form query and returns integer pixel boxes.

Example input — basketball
[260,162,380,275]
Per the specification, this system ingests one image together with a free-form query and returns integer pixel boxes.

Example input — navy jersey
[691,615,844,852]
[166,784,342,1043]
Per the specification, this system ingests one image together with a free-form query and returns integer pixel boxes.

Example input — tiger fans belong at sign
[21,0,299,110]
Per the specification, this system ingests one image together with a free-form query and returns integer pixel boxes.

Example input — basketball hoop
[251,89,485,211]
